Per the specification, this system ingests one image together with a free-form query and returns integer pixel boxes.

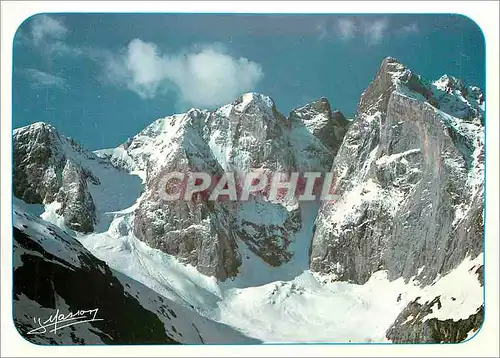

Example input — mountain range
[12,57,485,344]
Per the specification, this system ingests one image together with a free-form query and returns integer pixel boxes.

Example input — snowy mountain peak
[13,121,62,147]
[357,57,485,128]
[14,121,55,133]
[380,56,409,79]
[289,97,349,154]
[433,74,466,92]
[292,97,331,117]
[236,92,275,110]
[13,121,142,233]
[311,55,484,295]
[215,92,278,120]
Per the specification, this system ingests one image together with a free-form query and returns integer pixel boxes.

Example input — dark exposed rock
[13,226,178,345]
[13,203,259,344]
[386,297,483,343]
[474,265,484,286]
[55,160,96,233]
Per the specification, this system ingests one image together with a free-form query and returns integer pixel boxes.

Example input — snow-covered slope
[13,198,259,344]
[57,196,482,343]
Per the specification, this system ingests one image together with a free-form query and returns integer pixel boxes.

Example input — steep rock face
[13,122,142,234]
[13,123,97,233]
[132,109,242,280]
[310,57,484,285]
[101,93,347,280]
[55,160,97,232]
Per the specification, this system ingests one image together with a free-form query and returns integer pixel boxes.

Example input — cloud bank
[335,18,357,41]
[330,17,419,45]
[398,23,420,35]
[30,15,68,45]
[23,68,68,89]
[363,19,390,45]
[104,39,264,107]
[21,16,264,105]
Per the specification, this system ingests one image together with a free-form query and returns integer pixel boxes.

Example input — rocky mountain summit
[13,122,142,233]
[14,123,98,233]
[310,57,484,285]
[97,92,350,280]
[12,57,485,344]
[308,57,484,342]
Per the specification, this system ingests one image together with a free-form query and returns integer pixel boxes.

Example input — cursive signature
[27,308,104,335]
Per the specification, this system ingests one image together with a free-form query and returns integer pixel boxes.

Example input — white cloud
[329,17,417,46]
[104,39,264,107]
[30,15,68,45]
[363,18,389,45]
[334,19,357,41]
[48,41,84,57]
[316,22,328,40]
[398,23,420,35]
[23,68,67,89]
[106,39,165,99]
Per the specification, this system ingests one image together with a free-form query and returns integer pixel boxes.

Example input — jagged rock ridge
[13,123,97,232]
[98,92,350,280]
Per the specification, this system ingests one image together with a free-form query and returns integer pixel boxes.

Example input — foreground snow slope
[13,198,259,344]
[75,209,483,343]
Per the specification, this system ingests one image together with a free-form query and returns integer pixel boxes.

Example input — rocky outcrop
[13,122,143,234]
[55,160,97,232]
[310,57,484,285]
[132,110,242,280]
[289,97,350,156]
[13,123,97,233]
[386,298,483,343]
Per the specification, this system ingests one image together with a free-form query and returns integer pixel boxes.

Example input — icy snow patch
[420,254,483,322]
[376,148,420,166]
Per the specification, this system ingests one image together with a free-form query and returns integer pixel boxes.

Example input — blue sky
[13,13,485,150]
